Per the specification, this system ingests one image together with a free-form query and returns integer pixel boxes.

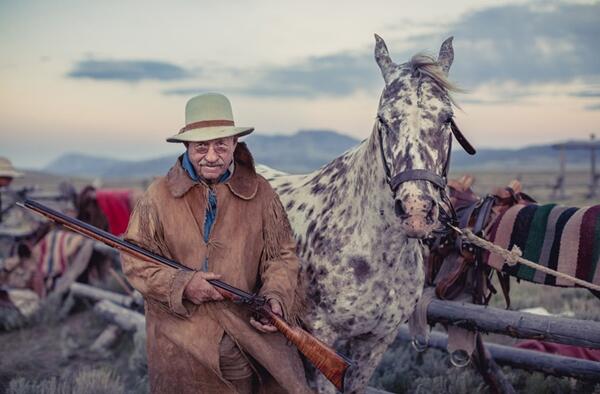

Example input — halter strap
[377,113,478,194]
[377,118,451,192]
[389,169,446,190]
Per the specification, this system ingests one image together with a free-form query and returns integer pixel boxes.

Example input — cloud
[67,59,192,82]
[585,103,600,111]
[571,90,600,98]
[166,2,600,98]
[237,53,380,98]
[460,97,516,106]
[163,87,211,96]
[444,2,600,88]
[163,53,380,98]
[570,89,600,111]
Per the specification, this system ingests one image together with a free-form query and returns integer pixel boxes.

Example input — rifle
[19,198,352,391]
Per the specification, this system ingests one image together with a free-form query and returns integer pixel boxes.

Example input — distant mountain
[451,142,593,170]
[44,153,131,178]
[44,131,593,179]
[244,130,359,173]
[43,130,360,178]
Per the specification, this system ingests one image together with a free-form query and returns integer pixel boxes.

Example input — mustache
[198,159,225,167]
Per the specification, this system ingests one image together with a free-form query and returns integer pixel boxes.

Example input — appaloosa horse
[258,35,475,392]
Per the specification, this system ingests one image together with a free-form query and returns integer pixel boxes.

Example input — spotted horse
[258,35,475,393]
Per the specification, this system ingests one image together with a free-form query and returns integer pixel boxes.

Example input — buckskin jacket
[121,143,311,394]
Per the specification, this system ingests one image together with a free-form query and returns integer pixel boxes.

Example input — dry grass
[6,368,125,394]
[371,340,600,394]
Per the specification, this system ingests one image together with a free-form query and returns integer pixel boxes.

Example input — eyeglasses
[191,140,233,155]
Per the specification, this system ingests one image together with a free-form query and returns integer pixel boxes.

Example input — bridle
[377,115,476,226]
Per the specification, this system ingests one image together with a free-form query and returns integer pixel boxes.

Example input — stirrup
[411,336,428,353]
[450,349,471,368]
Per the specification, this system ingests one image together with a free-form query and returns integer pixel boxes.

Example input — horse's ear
[437,36,454,74]
[374,34,394,83]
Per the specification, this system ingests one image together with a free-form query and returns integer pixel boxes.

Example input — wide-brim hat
[167,92,254,143]
[0,157,23,178]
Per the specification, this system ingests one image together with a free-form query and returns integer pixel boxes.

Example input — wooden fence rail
[70,282,139,308]
[427,299,600,349]
[396,326,600,381]
[94,299,145,332]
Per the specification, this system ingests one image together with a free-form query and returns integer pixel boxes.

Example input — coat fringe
[262,194,307,326]
[135,197,171,258]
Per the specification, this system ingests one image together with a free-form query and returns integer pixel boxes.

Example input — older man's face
[187,136,237,182]
[0,177,13,187]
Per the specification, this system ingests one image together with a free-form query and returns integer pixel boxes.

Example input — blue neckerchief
[181,151,232,271]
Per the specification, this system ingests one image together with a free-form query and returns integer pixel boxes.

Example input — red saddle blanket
[95,189,132,236]
[517,340,600,362]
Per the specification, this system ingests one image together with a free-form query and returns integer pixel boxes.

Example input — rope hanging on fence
[448,224,600,292]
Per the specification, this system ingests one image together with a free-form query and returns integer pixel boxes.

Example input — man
[0,157,22,189]
[0,157,23,224]
[0,157,34,259]
[121,93,311,394]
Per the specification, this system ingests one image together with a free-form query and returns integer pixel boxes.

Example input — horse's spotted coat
[258,35,459,393]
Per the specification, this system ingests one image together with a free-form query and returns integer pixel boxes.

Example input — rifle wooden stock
[19,199,351,391]
[264,309,350,391]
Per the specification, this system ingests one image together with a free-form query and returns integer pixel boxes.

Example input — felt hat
[167,93,254,143]
[0,157,23,178]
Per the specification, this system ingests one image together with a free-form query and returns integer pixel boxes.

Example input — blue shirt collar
[182,151,233,184]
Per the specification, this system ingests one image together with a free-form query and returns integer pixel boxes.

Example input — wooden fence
[389,299,600,391]
[71,283,600,393]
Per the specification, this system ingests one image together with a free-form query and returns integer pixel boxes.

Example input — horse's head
[374,34,475,238]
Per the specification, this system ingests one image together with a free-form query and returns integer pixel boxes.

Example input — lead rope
[448,224,600,292]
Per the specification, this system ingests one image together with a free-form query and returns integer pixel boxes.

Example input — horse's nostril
[394,200,407,218]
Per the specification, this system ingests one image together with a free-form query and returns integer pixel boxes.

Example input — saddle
[427,184,536,307]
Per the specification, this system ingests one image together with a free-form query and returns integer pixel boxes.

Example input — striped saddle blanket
[488,204,600,287]
[35,230,86,284]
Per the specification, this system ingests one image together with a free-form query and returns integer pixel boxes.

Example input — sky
[1,0,599,169]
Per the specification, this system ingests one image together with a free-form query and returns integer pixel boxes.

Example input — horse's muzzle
[395,198,439,238]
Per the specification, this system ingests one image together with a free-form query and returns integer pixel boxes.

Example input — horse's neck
[305,125,397,228]
[344,127,389,205]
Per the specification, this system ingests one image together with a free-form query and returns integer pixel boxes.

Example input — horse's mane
[407,54,463,105]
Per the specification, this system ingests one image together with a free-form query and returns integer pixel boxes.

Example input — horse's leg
[339,329,400,394]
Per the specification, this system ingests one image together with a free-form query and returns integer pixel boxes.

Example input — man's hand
[250,299,282,333]
[184,271,224,304]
